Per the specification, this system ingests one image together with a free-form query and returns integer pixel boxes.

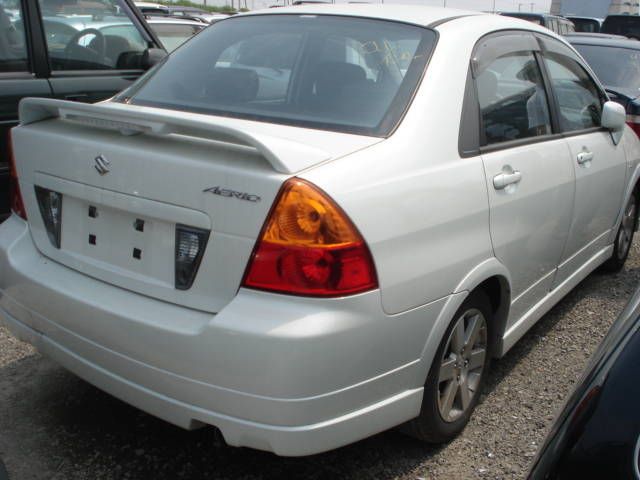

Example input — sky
[221,0,554,16]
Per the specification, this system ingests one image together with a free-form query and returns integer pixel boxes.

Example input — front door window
[38,0,147,70]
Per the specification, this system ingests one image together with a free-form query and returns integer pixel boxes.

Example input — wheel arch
[414,259,512,386]
[473,275,511,358]
[611,157,640,245]
[454,259,511,358]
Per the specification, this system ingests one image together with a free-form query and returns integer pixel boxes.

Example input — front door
[0,0,52,220]
[37,0,158,103]
[539,37,628,285]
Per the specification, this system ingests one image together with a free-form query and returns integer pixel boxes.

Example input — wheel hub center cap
[455,353,468,382]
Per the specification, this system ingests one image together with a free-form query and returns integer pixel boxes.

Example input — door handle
[493,170,522,190]
[577,151,594,165]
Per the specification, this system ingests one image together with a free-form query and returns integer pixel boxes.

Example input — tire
[601,193,638,273]
[403,290,494,443]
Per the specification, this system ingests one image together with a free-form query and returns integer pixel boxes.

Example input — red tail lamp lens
[242,178,377,297]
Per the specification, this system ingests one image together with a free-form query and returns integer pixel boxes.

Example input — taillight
[627,114,640,138]
[34,186,62,248]
[242,178,378,297]
[7,131,27,220]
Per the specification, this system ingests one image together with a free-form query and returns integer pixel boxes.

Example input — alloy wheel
[437,308,488,423]
[618,197,637,261]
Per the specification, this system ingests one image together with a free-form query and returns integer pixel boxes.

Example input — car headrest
[99,35,131,66]
[313,61,367,98]
[207,67,259,103]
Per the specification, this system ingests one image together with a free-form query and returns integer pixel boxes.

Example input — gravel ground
[1,241,638,480]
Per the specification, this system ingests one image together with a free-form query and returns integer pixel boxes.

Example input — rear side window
[124,15,436,137]
[477,51,552,145]
[543,53,603,132]
[0,0,28,72]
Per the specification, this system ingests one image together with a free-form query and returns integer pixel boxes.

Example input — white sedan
[1,5,639,456]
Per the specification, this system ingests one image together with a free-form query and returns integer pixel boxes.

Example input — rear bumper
[0,216,445,455]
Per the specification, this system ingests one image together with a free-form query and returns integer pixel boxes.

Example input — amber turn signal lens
[242,178,378,297]
[263,179,359,247]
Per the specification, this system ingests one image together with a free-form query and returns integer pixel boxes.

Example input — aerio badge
[203,186,261,203]
[94,155,110,175]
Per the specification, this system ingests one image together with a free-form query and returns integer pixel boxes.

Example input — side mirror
[141,48,168,70]
[602,101,627,145]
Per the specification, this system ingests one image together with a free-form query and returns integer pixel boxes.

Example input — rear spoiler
[19,98,331,174]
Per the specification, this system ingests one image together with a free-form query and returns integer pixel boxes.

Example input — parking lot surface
[1,241,638,480]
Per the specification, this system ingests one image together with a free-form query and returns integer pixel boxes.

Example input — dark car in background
[602,15,640,39]
[568,36,640,137]
[499,12,575,35]
[565,16,601,33]
[0,0,166,221]
[529,285,640,479]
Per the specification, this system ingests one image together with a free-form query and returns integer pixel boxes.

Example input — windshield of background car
[124,15,436,136]
[573,44,640,91]
[602,17,640,39]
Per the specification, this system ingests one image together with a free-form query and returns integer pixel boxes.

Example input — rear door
[539,36,628,286]
[0,0,52,221]
[37,0,162,103]
[473,32,575,324]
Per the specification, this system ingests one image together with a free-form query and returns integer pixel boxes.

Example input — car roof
[242,4,482,27]
[564,32,625,39]
[565,16,602,21]
[606,14,640,19]
[566,35,640,48]
[500,12,566,19]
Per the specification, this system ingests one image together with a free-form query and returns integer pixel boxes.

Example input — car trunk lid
[12,98,380,313]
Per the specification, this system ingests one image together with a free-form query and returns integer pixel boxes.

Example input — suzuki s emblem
[94,155,110,175]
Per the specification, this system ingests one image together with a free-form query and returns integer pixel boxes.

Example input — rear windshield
[123,14,436,136]
[602,16,640,39]
[569,18,600,33]
[573,44,640,91]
